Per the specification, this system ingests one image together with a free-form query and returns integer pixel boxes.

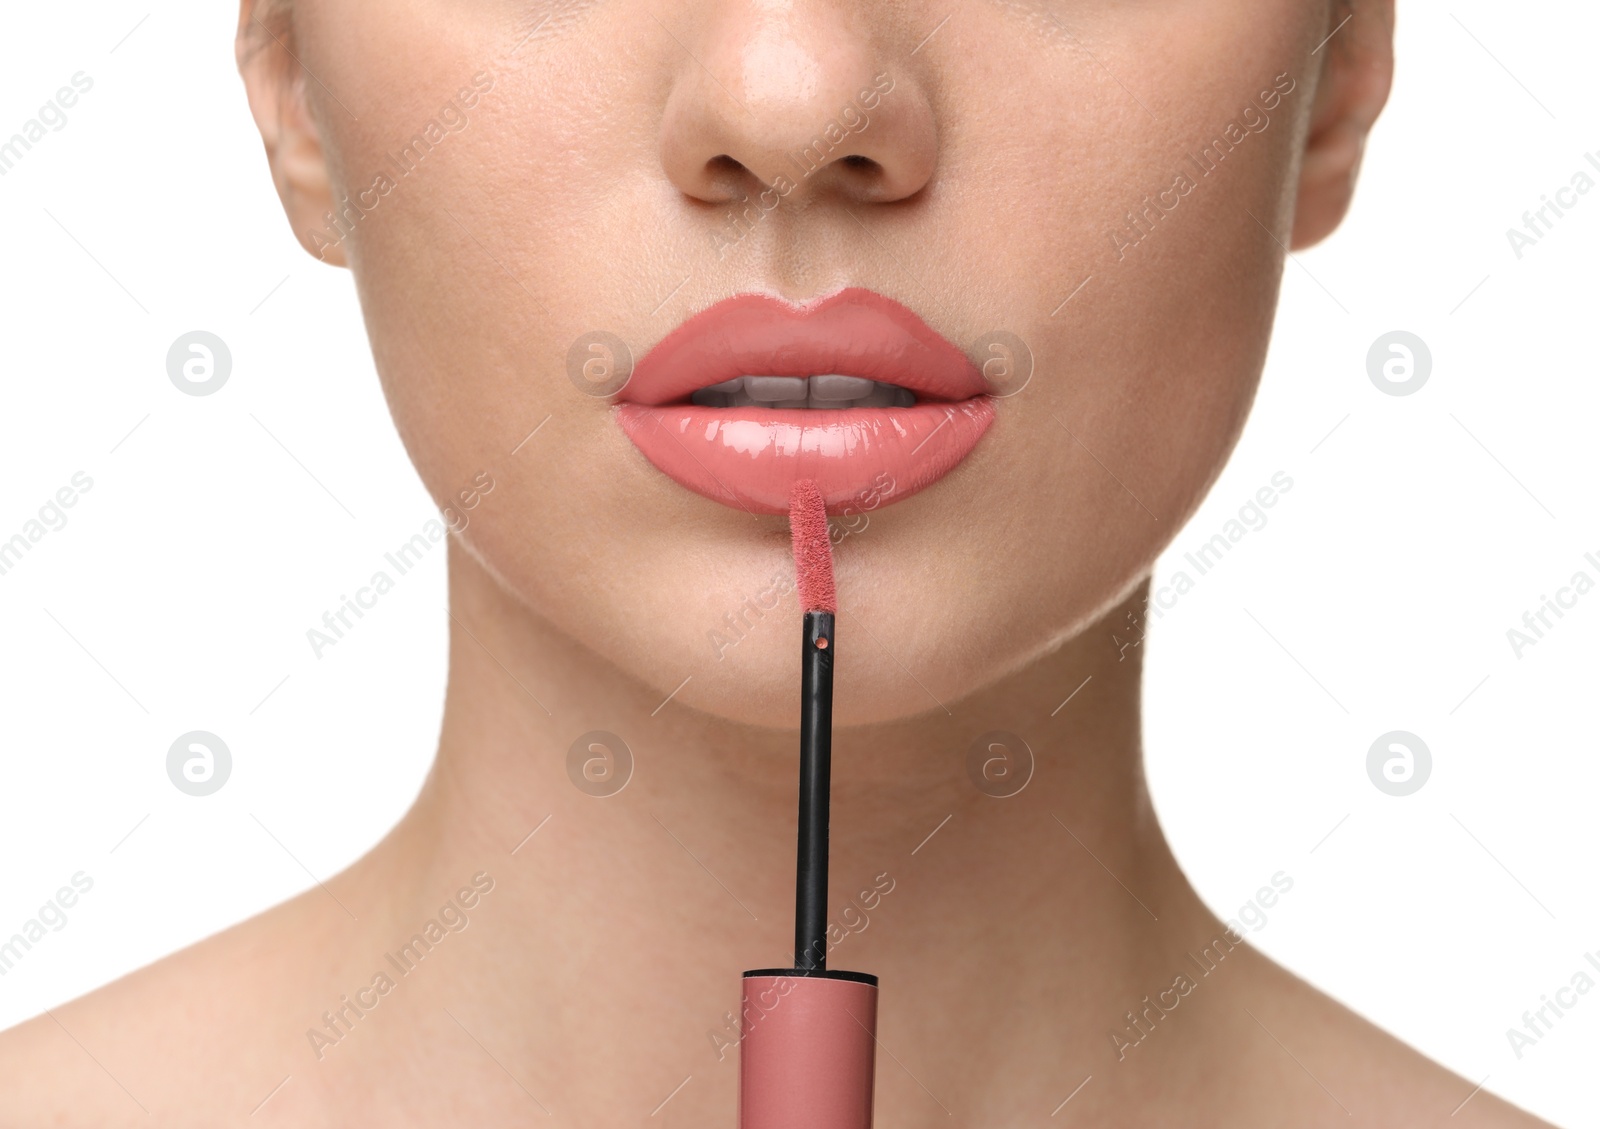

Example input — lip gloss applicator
[739,480,879,1129]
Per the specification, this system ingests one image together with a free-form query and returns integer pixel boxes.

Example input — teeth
[689,375,915,409]
[743,376,808,402]
[809,375,875,401]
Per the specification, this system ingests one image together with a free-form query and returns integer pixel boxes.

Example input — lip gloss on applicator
[739,479,878,1129]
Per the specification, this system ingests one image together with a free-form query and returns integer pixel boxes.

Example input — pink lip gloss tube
[739,970,878,1129]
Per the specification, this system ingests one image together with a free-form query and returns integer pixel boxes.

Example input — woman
[0,0,1555,1124]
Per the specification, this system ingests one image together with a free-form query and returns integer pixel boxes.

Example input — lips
[614,288,995,514]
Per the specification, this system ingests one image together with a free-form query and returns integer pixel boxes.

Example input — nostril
[697,153,768,202]
[839,155,878,172]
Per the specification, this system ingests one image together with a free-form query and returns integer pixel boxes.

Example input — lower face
[294,0,1323,728]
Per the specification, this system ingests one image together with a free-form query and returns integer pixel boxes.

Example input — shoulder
[0,894,351,1128]
[1223,948,1555,1127]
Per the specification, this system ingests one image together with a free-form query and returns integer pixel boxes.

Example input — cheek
[878,7,1311,664]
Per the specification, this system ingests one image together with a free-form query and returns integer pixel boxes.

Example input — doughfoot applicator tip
[789,479,836,615]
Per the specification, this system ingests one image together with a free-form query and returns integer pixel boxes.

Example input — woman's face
[256,0,1340,727]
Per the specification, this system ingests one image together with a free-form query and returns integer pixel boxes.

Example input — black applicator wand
[793,479,836,975]
[738,479,878,1129]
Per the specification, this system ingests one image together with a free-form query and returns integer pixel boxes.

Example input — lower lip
[616,399,995,515]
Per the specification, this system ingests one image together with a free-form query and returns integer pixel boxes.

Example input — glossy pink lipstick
[615,288,994,514]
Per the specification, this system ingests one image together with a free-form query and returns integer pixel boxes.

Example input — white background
[0,2,1595,1125]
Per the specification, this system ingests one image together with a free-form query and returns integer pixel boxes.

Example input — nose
[658,5,938,205]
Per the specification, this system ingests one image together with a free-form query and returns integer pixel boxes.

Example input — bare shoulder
[1222,947,1558,1128]
[0,891,351,1129]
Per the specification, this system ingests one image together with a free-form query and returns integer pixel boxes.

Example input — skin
[0,0,1561,1125]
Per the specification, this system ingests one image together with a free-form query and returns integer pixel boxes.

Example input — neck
[342,540,1228,1120]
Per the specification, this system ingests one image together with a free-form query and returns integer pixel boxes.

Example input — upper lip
[617,287,987,406]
